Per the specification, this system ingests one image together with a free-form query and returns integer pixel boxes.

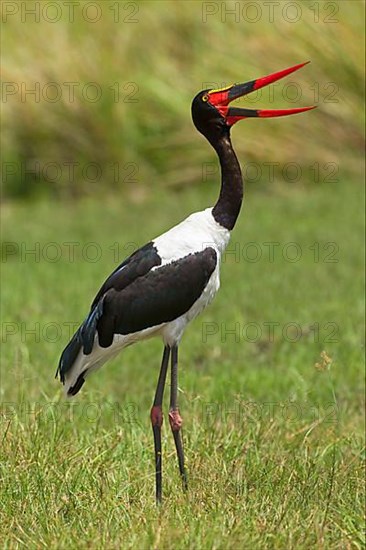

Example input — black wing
[57,241,161,382]
[57,244,217,382]
[97,247,217,347]
[90,242,162,310]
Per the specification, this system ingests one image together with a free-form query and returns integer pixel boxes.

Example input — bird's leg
[150,345,170,504]
[169,345,188,491]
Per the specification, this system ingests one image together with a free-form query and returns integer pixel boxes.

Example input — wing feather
[98,247,217,343]
[57,243,217,381]
[57,241,161,381]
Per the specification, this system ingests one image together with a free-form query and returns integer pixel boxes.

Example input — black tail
[56,297,105,383]
[55,327,82,383]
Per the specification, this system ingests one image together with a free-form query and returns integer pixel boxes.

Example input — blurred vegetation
[1,0,364,199]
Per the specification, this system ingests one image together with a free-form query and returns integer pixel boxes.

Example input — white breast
[157,208,229,346]
[153,208,230,265]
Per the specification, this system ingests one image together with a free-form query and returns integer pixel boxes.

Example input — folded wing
[57,243,217,383]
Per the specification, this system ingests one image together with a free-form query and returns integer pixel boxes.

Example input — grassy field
[1,177,364,548]
[1,0,365,548]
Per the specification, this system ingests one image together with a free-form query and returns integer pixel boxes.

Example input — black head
[191,90,230,145]
[191,63,316,145]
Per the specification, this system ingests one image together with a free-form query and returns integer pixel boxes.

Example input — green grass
[1,177,364,548]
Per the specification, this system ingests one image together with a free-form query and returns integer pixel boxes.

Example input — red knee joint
[150,405,163,427]
[169,409,183,432]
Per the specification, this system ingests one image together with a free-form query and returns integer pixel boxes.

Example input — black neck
[211,133,243,230]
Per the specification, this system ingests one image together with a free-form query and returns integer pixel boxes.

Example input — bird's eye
[202,94,209,102]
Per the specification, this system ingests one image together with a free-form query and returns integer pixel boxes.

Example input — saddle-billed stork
[57,62,314,503]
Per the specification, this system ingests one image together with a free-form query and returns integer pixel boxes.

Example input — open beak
[207,61,316,126]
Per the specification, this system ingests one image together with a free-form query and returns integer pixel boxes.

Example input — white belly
[161,262,220,346]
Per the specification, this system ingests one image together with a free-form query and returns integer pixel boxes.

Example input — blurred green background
[1,0,364,198]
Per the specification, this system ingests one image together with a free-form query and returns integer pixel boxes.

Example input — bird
[56,62,315,504]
